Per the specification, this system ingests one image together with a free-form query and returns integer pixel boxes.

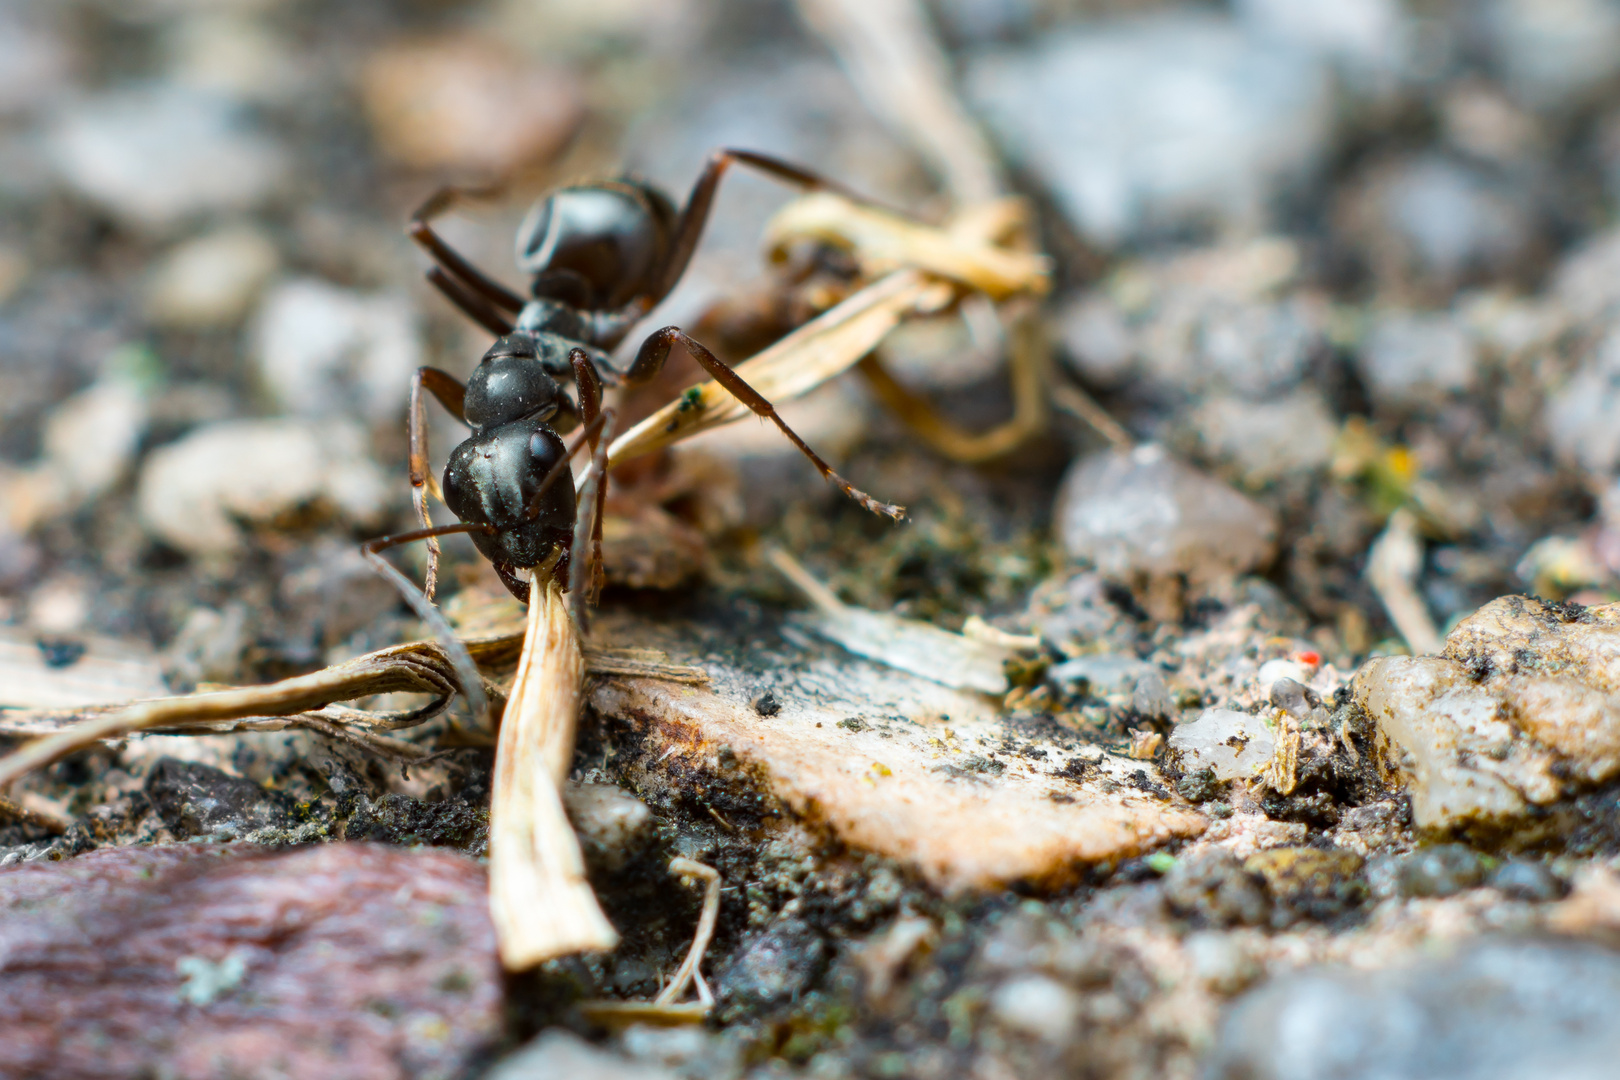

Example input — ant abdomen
[516,182,675,310]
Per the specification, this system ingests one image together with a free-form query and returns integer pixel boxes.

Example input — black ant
[362,149,905,644]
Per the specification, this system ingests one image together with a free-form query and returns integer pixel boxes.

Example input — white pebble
[136,418,391,557]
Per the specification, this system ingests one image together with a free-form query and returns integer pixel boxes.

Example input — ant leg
[627,326,905,520]
[408,187,527,314]
[362,522,496,724]
[410,367,471,600]
[567,348,603,444]
[568,348,608,602]
[568,409,617,630]
[647,148,881,308]
[427,267,516,336]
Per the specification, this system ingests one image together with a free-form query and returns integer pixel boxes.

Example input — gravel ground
[5,1,1620,1078]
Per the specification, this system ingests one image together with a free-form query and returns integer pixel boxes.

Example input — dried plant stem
[654,858,722,1007]
[795,0,1002,204]
[1367,507,1444,656]
[488,577,617,969]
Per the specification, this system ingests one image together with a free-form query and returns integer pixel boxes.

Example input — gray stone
[1396,844,1487,898]
[252,279,422,425]
[1481,0,1620,109]
[1234,0,1407,91]
[144,758,294,842]
[1191,390,1336,483]
[720,918,828,1007]
[0,3,73,117]
[489,1031,677,1080]
[135,418,392,558]
[46,84,287,233]
[1054,445,1278,584]
[989,974,1083,1044]
[1162,851,1270,927]
[1167,709,1278,783]
[1488,858,1567,902]
[162,603,252,689]
[1058,294,1136,388]
[1547,326,1620,474]
[145,224,279,328]
[279,540,402,650]
[1343,155,1536,288]
[1184,298,1323,397]
[966,12,1331,246]
[1358,310,1479,407]
[1206,938,1620,1080]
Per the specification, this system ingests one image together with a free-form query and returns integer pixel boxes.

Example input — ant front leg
[568,348,608,602]
[408,186,528,317]
[627,326,904,520]
[410,366,471,600]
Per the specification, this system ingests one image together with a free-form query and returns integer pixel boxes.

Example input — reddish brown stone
[0,843,502,1080]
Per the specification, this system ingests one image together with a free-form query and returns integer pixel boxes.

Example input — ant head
[463,335,566,428]
[515,181,676,311]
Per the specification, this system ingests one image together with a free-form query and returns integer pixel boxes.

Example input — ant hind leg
[409,366,472,600]
[427,268,516,336]
[409,185,527,314]
[627,326,904,520]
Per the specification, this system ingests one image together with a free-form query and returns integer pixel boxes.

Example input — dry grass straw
[488,576,618,967]
[0,632,704,781]
[605,197,1046,469]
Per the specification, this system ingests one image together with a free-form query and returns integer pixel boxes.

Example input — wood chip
[590,613,1206,892]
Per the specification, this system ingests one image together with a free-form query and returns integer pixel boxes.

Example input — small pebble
[1488,858,1567,903]
[1053,444,1278,585]
[720,918,829,1007]
[145,225,279,328]
[1357,308,1480,407]
[990,974,1083,1044]
[1162,851,1271,927]
[253,279,422,424]
[1167,709,1277,782]
[46,85,288,232]
[561,783,653,872]
[1397,844,1487,898]
[135,418,391,558]
[488,1030,677,1080]
[1191,390,1336,484]
[1184,930,1260,994]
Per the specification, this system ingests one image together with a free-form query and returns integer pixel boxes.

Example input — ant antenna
[362,522,497,726]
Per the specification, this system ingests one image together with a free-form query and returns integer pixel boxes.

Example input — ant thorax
[514,298,587,341]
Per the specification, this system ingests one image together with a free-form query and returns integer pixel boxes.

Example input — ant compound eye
[528,427,565,467]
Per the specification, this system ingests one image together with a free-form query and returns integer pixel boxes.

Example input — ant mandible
[365,148,905,617]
